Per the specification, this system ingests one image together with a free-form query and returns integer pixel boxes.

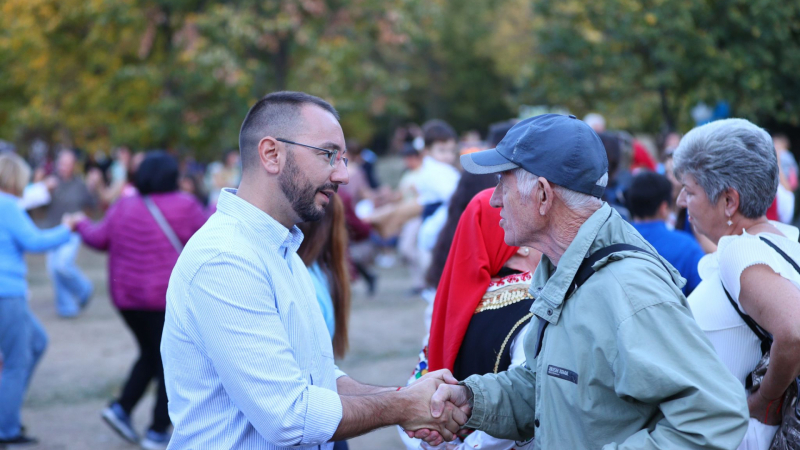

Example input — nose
[331,162,349,185]
[676,187,687,208]
[490,187,503,208]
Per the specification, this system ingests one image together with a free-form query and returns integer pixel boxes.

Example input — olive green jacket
[463,204,748,450]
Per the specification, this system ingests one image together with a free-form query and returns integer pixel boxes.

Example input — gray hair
[514,168,605,212]
[672,118,778,219]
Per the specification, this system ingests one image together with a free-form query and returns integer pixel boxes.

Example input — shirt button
[547,309,553,316]
[535,418,540,427]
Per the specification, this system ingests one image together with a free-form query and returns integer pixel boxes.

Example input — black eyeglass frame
[275,138,348,167]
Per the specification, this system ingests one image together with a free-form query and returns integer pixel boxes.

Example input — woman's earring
[726,214,733,227]
[521,247,530,255]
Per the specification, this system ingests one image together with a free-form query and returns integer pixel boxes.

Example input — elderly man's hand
[398,372,468,442]
[405,383,473,446]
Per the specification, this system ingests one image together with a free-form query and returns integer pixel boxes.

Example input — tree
[484,0,800,132]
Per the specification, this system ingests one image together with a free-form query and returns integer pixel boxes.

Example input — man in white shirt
[162,91,467,450]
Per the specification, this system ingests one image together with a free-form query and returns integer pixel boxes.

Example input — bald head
[239,91,339,172]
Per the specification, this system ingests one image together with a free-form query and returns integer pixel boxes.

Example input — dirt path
[21,246,426,449]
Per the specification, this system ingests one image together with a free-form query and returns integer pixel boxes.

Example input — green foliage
[1,0,798,158]
[499,0,800,131]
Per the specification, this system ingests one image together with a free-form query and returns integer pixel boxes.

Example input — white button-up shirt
[162,188,344,449]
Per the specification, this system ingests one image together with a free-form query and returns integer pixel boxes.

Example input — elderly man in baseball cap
[409,114,748,449]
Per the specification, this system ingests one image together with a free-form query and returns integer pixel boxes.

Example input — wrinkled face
[57,152,76,179]
[676,173,727,243]
[490,170,542,247]
[278,105,349,223]
[429,139,458,165]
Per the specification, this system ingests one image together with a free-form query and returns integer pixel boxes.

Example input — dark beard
[278,152,337,222]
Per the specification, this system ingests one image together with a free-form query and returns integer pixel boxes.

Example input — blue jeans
[0,297,48,439]
[46,233,92,317]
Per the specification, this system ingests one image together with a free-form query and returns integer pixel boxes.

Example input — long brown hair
[297,194,351,358]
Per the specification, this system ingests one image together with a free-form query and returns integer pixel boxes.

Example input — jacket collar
[529,203,686,324]
[529,203,613,324]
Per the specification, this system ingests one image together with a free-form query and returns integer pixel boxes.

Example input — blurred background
[2,1,800,449]
[2,0,799,156]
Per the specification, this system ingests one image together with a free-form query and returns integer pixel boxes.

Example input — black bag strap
[535,244,665,358]
[759,236,800,275]
[565,244,669,299]
[722,235,800,355]
[722,286,773,355]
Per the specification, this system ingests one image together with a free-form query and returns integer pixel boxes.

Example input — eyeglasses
[276,138,348,168]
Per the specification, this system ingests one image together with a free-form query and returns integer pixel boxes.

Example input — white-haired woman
[0,153,80,446]
[673,119,800,450]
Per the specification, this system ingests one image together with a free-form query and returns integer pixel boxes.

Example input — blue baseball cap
[461,114,609,198]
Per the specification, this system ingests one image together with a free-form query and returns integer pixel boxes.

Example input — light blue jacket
[0,191,70,297]
[463,204,749,450]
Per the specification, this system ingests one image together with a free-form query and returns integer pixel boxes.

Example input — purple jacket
[76,192,208,311]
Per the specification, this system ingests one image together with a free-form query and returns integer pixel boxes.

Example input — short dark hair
[238,91,339,171]
[627,171,673,219]
[598,132,621,176]
[486,120,516,148]
[135,150,179,195]
[422,119,457,148]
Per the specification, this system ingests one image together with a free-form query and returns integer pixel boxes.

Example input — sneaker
[101,403,139,444]
[140,429,170,450]
[0,434,38,447]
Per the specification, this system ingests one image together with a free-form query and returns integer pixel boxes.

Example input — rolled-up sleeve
[188,252,342,447]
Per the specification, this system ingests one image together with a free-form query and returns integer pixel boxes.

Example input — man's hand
[411,369,459,387]
[406,383,473,446]
[398,373,468,442]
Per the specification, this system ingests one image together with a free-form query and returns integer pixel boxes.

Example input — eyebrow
[318,142,342,153]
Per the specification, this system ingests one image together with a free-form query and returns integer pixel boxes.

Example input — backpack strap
[535,243,666,358]
[565,244,669,299]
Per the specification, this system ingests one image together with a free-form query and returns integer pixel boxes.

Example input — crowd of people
[0,90,798,450]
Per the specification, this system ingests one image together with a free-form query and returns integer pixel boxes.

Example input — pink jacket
[76,192,209,311]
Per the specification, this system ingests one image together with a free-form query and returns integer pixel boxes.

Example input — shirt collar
[530,203,613,324]
[216,188,304,254]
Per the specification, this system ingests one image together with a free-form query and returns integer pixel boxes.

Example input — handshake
[397,369,474,447]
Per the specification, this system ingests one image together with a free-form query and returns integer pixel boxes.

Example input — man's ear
[538,178,554,215]
[258,137,282,175]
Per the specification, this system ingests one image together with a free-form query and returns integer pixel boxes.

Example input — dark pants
[117,310,170,433]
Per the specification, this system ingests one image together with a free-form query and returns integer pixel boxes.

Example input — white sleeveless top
[688,221,800,385]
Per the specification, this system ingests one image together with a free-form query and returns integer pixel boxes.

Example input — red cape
[427,188,519,371]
